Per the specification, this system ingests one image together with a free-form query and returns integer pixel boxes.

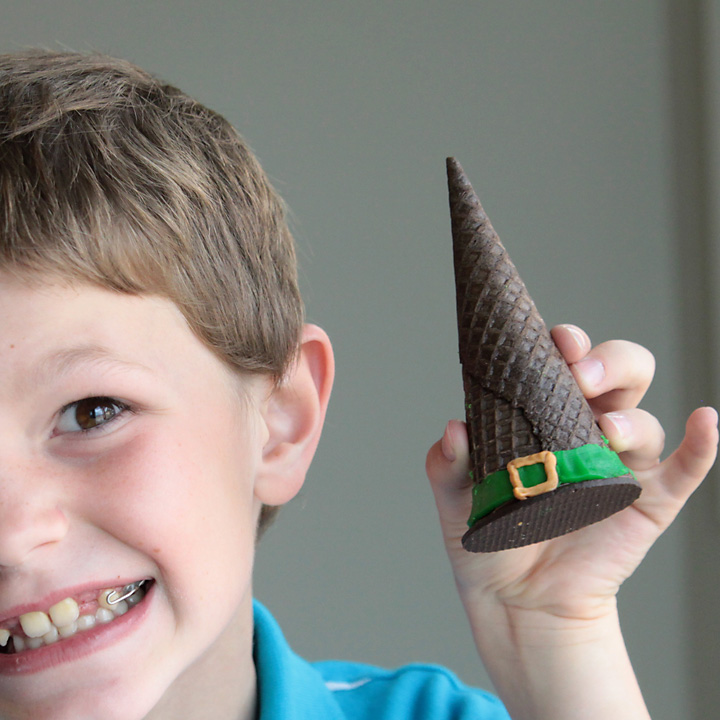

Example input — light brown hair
[0,50,302,531]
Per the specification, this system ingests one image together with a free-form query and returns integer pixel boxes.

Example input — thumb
[426,420,474,541]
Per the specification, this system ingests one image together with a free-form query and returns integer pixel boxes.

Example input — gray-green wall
[1,2,718,718]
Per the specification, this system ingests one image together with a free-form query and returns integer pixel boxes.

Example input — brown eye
[56,397,129,434]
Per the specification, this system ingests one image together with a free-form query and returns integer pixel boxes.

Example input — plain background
[1,2,718,719]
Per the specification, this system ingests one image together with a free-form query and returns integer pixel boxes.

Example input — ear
[254,324,334,507]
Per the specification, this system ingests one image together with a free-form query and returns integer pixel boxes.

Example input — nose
[0,483,69,567]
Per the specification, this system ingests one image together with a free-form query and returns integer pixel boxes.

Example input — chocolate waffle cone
[447,157,641,552]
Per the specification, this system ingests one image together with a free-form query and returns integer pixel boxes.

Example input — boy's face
[0,275,269,719]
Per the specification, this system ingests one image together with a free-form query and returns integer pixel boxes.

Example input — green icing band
[467,443,634,527]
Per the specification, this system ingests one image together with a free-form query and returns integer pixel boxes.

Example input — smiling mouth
[0,580,152,655]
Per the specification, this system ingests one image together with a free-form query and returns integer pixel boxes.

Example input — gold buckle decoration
[507,451,559,501]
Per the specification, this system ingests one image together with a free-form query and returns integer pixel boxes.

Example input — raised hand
[426,325,718,719]
[427,323,717,617]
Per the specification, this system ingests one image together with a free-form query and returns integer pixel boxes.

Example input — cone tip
[446,157,484,220]
[446,156,463,178]
[446,157,474,196]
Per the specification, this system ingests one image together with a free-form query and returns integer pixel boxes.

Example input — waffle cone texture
[447,158,640,552]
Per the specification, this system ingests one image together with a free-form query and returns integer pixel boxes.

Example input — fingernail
[574,357,605,388]
[603,412,631,451]
[441,424,456,463]
[559,324,586,351]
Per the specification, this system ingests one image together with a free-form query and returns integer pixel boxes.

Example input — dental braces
[105,580,148,606]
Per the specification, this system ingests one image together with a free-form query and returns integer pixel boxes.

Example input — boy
[0,50,715,720]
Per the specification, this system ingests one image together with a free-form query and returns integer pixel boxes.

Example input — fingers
[551,325,655,414]
[551,324,591,363]
[658,407,719,501]
[426,419,470,490]
[598,408,665,471]
[426,420,474,532]
[626,407,718,534]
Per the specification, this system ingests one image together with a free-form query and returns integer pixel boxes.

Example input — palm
[445,470,663,620]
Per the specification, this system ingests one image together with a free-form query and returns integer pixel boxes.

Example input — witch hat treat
[447,157,641,552]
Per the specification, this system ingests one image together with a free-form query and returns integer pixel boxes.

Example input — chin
[0,685,165,720]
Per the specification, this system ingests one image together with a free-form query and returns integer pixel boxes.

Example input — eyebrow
[31,344,154,386]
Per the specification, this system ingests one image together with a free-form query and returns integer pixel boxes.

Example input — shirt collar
[253,600,346,720]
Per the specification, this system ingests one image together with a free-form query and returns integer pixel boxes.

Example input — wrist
[469,602,650,720]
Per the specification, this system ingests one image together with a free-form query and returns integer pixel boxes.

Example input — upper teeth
[49,597,80,627]
[19,610,54,639]
[0,581,148,650]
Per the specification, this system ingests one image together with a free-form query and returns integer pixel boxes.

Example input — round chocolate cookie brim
[461,475,641,553]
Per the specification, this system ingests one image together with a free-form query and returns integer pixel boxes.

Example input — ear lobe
[254,324,334,507]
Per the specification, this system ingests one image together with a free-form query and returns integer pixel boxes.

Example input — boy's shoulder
[314,658,509,720]
[253,601,510,720]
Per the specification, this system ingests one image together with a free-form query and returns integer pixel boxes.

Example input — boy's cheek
[71,427,258,575]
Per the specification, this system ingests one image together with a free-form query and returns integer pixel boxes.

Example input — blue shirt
[253,601,510,719]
